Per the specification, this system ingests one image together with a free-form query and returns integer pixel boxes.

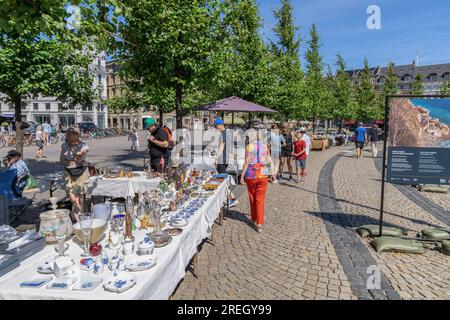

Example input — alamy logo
[367,5,381,30]
[366,265,381,290]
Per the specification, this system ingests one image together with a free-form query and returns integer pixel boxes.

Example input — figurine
[138,215,151,230]
[108,221,124,251]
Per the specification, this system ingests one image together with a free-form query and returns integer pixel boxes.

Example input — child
[291,131,307,183]
[128,128,140,151]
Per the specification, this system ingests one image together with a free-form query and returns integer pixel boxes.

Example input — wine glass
[80,213,93,257]
[53,216,67,257]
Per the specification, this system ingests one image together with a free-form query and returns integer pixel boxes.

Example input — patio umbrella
[194,96,277,125]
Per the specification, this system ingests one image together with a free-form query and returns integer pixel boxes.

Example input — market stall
[0,169,234,300]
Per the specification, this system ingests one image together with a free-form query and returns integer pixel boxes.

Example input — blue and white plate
[126,255,157,272]
[104,272,137,293]
[46,277,77,290]
[20,276,53,288]
[73,277,103,291]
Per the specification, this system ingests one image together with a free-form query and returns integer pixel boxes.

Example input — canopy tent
[195,96,277,126]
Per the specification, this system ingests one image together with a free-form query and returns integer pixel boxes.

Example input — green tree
[114,0,221,129]
[0,1,114,153]
[383,63,398,96]
[411,74,424,95]
[332,54,354,130]
[354,58,378,121]
[269,0,304,121]
[304,24,327,133]
[209,0,274,109]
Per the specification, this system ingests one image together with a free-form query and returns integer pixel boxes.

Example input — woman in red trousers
[240,131,275,233]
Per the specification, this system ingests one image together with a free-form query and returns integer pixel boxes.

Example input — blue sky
[258,0,450,70]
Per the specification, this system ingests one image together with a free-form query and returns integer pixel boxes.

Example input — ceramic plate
[104,272,137,293]
[166,228,183,237]
[126,256,157,272]
[37,259,54,274]
[73,277,103,291]
[46,277,77,290]
[20,276,53,288]
[170,219,188,228]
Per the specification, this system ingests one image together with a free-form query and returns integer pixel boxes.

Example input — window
[82,106,87,111]
[45,103,51,110]
[428,73,437,81]
[21,102,27,110]
[88,106,92,111]
[97,74,102,84]
[443,73,450,81]
[33,103,38,110]
[0,102,2,110]
[9,103,13,110]
[69,105,75,110]
[402,74,412,82]
[98,59,101,67]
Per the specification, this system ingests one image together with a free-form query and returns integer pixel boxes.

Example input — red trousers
[246,178,269,225]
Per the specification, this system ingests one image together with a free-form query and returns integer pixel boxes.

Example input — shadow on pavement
[282,182,443,229]
[305,210,412,231]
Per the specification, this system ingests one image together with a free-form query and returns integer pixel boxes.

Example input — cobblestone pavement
[333,149,450,300]
[173,147,357,300]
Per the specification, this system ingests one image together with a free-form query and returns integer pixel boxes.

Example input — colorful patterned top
[244,141,271,180]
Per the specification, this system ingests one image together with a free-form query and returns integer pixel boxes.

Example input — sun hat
[144,118,157,129]
[212,118,225,126]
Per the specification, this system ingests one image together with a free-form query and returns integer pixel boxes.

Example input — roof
[195,96,277,113]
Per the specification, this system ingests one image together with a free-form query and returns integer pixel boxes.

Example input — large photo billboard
[387,97,450,185]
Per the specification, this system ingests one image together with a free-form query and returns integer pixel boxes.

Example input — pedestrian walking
[292,131,307,183]
[128,128,140,151]
[60,127,90,222]
[355,122,367,159]
[240,130,275,233]
[145,118,169,173]
[269,124,285,183]
[213,118,238,207]
[370,124,380,158]
[35,125,46,160]
[279,124,295,181]
[43,121,51,145]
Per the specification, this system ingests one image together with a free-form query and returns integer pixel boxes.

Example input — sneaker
[228,199,239,208]
[256,225,262,233]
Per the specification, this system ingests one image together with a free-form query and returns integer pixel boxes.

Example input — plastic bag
[25,175,38,190]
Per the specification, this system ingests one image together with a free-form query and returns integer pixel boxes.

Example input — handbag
[65,166,86,177]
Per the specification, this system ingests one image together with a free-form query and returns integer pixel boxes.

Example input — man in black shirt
[145,118,169,173]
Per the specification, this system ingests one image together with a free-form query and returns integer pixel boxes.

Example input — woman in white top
[35,126,46,160]
[60,127,90,222]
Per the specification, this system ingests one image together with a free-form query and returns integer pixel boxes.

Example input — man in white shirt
[300,127,311,156]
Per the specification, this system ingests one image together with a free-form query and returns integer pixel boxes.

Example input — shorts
[64,169,90,195]
[281,149,292,157]
[296,159,307,169]
[36,140,44,149]
[355,141,365,149]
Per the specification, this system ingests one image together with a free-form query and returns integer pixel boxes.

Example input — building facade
[0,52,108,128]
[347,61,450,94]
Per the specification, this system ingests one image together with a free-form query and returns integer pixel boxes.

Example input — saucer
[104,272,137,293]
[126,256,157,272]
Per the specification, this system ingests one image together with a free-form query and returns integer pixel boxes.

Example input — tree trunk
[14,95,24,156]
[312,116,317,135]
[339,118,343,133]
[175,83,183,129]
[159,106,164,127]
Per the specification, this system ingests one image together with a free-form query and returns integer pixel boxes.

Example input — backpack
[163,127,174,150]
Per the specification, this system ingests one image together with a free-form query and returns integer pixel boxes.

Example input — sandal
[256,224,262,233]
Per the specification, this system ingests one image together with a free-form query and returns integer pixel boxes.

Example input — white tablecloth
[0,177,234,300]
[86,175,161,198]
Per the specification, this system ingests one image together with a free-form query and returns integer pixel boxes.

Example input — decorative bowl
[73,219,107,244]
